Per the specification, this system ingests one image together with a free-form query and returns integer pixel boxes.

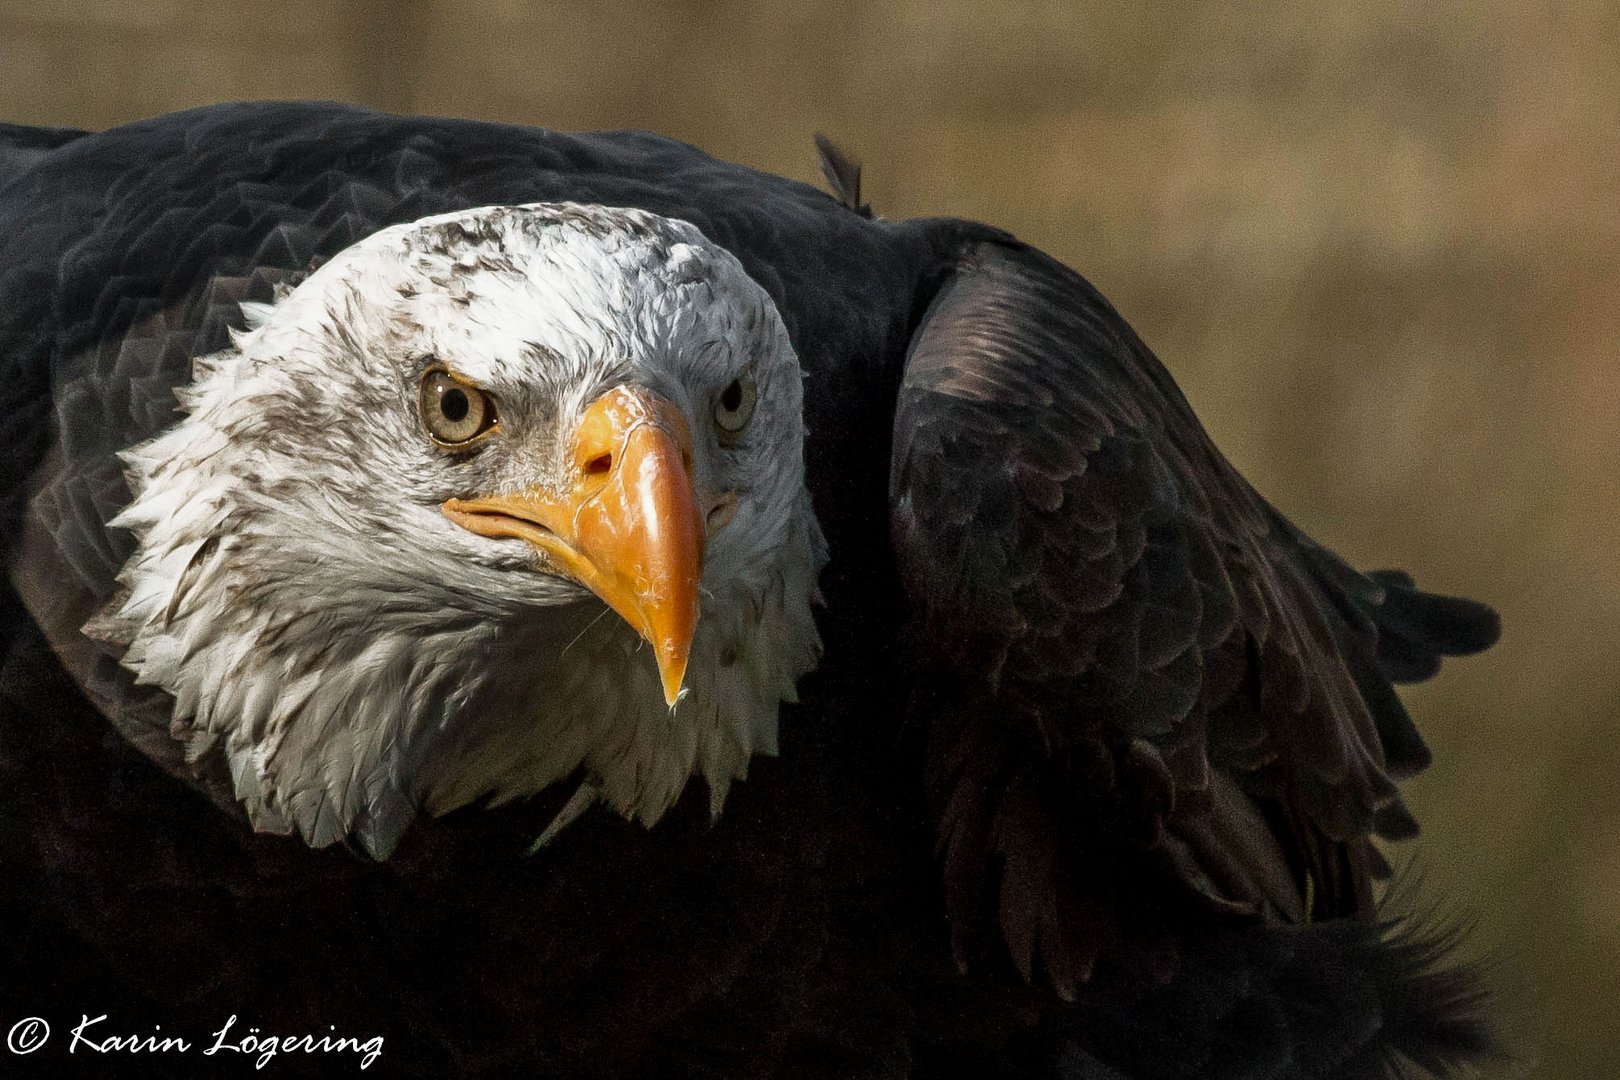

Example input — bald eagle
[0,103,1499,1078]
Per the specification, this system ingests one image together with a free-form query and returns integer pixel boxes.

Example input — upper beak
[443,385,705,707]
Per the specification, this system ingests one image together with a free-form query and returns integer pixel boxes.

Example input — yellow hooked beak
[443,385,705,707]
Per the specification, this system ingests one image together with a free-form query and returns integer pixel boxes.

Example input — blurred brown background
[2,2,1614,1075]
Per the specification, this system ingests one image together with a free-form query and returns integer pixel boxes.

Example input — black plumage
[0,103,1498,1078]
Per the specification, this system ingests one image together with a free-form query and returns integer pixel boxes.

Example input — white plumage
[85,203,827,857]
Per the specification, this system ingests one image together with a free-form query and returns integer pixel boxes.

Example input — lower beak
[443,385,705,706]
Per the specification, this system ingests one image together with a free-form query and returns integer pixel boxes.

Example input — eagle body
[0,103,1498,1078]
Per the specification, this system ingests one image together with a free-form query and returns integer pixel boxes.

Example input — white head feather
[95,203,826,857]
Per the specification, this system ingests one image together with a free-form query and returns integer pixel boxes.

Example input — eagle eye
[714,375,757,436]
[420,368,499,447]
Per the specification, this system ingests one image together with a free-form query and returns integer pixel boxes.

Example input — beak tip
[658,654,689,709]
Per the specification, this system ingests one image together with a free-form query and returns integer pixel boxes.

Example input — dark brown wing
[889,239,1498,996]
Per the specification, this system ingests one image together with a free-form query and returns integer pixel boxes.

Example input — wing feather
[889,239,1498,991]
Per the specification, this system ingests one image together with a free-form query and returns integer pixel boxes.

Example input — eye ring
[714,374,757,437]
[420,367,500,448]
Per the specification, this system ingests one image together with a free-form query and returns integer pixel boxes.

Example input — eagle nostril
[583,452,613,476]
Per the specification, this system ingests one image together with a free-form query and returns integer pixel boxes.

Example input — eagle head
[96,204,827,857]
